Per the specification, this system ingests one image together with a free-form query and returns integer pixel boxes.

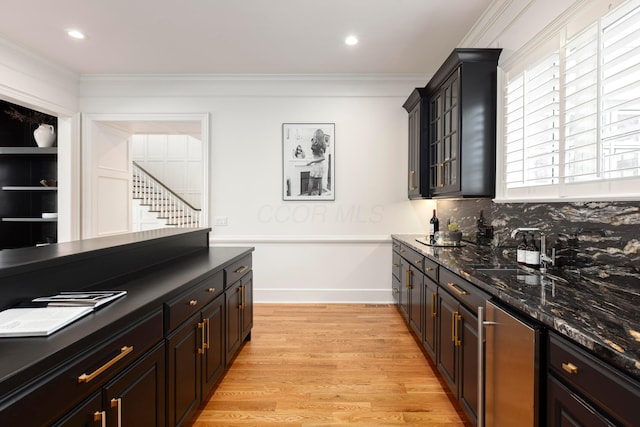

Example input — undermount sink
[468,263,522,271]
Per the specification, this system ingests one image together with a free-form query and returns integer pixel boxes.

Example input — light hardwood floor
[192,304,470,427]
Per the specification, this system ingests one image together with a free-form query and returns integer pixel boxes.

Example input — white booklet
[32,290,127,308]
[0,306,93,337]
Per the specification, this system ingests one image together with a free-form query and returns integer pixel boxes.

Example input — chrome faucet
[511,227,555,272]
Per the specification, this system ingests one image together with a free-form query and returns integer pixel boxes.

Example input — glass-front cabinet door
[430,69,460,195]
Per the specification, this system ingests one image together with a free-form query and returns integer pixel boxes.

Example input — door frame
[81,113,210,238]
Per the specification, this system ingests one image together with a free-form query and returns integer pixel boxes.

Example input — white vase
[33,124,56,148]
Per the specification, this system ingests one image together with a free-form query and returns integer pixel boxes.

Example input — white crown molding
[0,34,79,81]
[79,73,429,83]
[459,0,518,48]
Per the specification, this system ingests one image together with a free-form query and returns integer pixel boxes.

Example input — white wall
[79,76,436,302]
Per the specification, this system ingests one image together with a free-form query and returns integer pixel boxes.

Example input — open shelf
[2,218,58,223]
[2,186,57,191]
[0,147,57,155]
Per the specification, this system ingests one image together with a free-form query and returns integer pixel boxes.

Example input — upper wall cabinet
[427,48,501,198]
[402,88,429,199]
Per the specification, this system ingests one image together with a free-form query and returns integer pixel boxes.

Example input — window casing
[499,0,640,200]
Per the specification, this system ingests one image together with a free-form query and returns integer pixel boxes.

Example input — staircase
[132,162,201,228]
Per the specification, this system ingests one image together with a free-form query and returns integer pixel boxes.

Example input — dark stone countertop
[392,234,640,381]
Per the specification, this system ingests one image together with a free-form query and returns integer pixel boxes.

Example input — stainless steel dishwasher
[478,300,542,427]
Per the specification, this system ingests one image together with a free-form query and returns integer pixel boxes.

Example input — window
[500,0,640,200]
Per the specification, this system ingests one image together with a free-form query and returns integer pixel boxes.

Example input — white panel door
[82,119,132,238]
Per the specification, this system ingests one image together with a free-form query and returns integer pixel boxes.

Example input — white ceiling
[0,0,493,75]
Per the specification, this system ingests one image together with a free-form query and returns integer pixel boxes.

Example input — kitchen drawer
[548,332,640,427]
[392,240,402,254]
[392,250,402,280]
[165,270,223,332]
[0,309,163,426]
[224,255,252,287]
[400,244,424,271]
[439,268,488,314]
[423,257,438,282]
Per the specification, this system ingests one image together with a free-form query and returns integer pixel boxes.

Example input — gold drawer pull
[78,346,134,383]
[393,263,400,268]
[562,362,579,375]
[189,300,198,306]
[431,292,437,318]
[234,265,249,274]
[94,411,106,427]
[207,287,216,293]
[425,267,434,272]
[447,282,469,296]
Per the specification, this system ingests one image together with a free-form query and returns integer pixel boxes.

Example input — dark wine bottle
[429,209,439,243]
[516,234,527,265]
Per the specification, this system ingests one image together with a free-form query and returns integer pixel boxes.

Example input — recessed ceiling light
[345,35,358,46]
[67,29,86,40]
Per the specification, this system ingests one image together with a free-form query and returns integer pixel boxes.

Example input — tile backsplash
[436,199,640,272]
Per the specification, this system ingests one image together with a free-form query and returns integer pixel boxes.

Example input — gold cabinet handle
[455,314,462,347]
[207,287,216,293]
[203,318,210,350]
[78,346,134,383]
[198,322,206,354]
[243,284,247,309]
[189,300,198,306]
[431,292,437,318]
[425,267,434,272]
[409,170,417,190]
[393,263,401,268]
[234,265,249,274]
[93,411,106,427]
[110,398,122,427]
[562,362,579,375]
[447,282,469,296]
[451,312,456,343]
[405,269,412,290]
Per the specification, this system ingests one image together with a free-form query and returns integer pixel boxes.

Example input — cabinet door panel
[437,290,458,394]
[52,392,102,427]
[458,305,479,425]
[398,258,410,321]
[104,342,165,427]
[241,272,254,341]
[226,281,242,364]
[202,296,225,399]
[166,315,201,427]
[408,266,422,337]
[422,277,437,361]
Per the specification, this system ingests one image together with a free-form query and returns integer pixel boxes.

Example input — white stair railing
[132,162,201,227]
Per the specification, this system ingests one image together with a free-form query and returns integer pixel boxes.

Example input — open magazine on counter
[0,290,126,337]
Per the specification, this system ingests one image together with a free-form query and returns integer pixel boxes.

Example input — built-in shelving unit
[0,99,58,249]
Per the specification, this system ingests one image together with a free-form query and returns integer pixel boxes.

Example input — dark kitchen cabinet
[427,48,501,198]
[422,274,438,361]
[166,295,225,427]
[165,271,225,427]
[437,268,488,426]
[53,341,166,427]
[397,244,424,338]
[391,242,402,304]
[403,88,430,199]
[547,332,640,427]
[226,270,253,365]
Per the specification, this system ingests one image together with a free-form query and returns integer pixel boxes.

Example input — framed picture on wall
[282,123,335,201]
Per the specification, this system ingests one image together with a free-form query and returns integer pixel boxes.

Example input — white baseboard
[254,288,394,304]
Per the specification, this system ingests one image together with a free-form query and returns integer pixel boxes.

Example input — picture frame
[282,123,335,201]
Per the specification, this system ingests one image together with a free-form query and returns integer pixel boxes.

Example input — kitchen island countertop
[392,234,640,381]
